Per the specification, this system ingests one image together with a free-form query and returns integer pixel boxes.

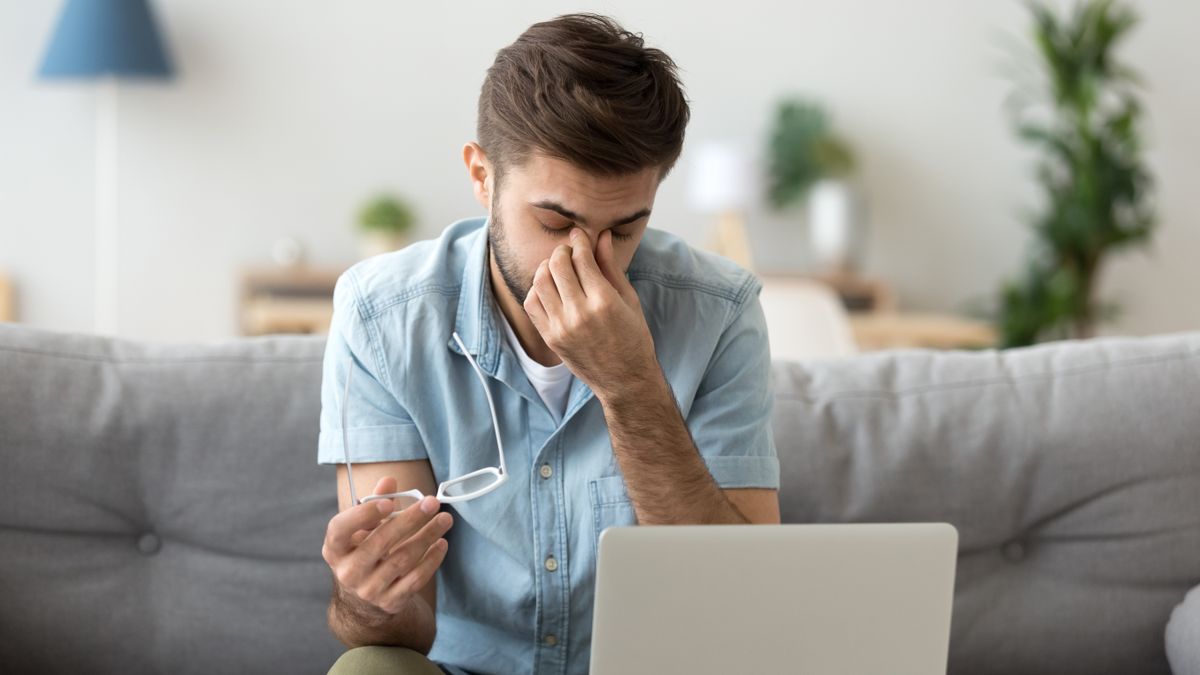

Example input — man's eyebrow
[530,200,651,227]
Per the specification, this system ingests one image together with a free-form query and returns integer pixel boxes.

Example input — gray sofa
[1,323,1197,674]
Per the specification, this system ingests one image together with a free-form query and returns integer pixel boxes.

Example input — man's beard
[487,192,533,307]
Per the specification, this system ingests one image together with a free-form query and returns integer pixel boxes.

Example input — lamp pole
[95,75,119,335]
[37,0,175,337]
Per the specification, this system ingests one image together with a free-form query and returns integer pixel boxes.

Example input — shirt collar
[448,218,503,375]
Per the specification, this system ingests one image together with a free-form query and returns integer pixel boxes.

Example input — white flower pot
[807,179,863,273]
[359,231,408,260]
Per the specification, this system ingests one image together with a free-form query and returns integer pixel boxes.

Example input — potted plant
[994,0,1155,347]
[765,98,860,274]
[357,193,417,259]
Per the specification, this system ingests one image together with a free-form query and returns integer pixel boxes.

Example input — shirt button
[540,464,553,479]
[544,634,558,647]
[544,556,558,572]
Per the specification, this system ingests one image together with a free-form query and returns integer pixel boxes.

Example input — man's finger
[379,538,449,609]
[595,230,635,301]
[547,244,585,306]
[326,498,393,557]
[524,286,549,328]
[356,495,442,562]
[339,475,400,549]
[364,511,454,593]
[568,228,611,297]
[532,259,563,317]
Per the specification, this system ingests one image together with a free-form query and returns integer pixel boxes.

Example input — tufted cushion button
[137,532,161,555]
[1001,539,1026,562]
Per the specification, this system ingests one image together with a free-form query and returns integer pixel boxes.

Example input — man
[319,13,779,675]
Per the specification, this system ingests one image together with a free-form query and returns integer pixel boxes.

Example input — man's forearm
[597,369,748,525]
[327,579,437,653]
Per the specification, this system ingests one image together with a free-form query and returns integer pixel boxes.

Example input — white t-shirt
[498,312,574,423]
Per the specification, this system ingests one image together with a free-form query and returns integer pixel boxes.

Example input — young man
[319,13,780,675]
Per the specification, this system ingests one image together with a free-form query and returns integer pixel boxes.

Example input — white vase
[359,231,408,260]
[806,179,862,274]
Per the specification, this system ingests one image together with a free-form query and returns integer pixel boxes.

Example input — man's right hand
[322,476,453,618]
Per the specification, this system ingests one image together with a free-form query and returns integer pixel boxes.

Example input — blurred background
[0,0,1195,351]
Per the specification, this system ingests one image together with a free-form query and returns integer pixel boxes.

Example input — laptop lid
[590,523,958,675]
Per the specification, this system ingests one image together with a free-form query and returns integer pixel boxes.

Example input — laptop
[589,523,958,675]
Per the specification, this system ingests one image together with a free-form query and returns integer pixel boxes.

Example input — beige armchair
[757,276,857,361]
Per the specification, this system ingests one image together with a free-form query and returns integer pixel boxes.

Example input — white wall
[1,0,1197,342]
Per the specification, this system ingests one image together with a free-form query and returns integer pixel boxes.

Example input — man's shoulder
[334,217,485,319]
[629,227,760,306]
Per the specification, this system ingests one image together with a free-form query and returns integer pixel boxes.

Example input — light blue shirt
[318,216,779,675]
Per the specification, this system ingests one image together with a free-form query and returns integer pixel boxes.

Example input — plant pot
[358,231,409,260]
[807,179,864,274]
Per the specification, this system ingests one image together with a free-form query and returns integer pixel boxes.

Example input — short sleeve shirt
[318,216,779,675]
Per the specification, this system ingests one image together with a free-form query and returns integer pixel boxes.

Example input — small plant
[995,0,1155,347]
[357,194,416,236]
[765,98,856,210]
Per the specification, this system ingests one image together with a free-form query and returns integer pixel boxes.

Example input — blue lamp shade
[38,0,174,79]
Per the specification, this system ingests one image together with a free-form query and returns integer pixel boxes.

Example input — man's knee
[327,646,445,675]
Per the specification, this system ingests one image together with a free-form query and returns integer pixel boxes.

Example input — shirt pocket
[589,475,637,548]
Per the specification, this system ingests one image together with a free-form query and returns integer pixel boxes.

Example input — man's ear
[462,142,492,210]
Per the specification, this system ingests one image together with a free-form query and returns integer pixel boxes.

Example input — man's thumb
[373,475,397,496]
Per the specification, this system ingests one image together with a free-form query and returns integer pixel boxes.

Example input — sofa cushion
[770,332,1200,675]
[0,325,341,674]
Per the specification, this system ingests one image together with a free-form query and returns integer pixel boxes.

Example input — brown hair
[477,13,690,184]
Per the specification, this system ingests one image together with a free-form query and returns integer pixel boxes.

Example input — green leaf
[765,97,857,211]
[358,194,416,234]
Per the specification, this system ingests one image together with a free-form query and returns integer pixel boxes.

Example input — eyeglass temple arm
[341,355,361,506]
[451,332,506,475]
[341,335,506,510]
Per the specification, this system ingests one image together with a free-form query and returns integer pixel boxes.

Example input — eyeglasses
[340,331,507,514]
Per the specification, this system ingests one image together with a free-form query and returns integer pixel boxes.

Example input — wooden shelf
[0,271,13,322]
[757,270,896,313]
[849,312,997,351]
[238,264,346,336]
[758,270,996,351]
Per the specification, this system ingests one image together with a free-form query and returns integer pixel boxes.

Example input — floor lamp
[688,141,756,271]
[38,0,174,335]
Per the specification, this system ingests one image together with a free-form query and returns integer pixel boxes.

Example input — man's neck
[488,248,563,367]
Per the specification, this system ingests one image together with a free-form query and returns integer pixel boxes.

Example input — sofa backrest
[771,332,1200,674]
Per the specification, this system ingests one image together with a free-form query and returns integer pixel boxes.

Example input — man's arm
[524,227,780,525]
[328,565,437,651]
[325,461,448,652]
[599,372,780,525]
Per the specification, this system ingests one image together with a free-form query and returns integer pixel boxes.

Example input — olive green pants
[327,646,449,675]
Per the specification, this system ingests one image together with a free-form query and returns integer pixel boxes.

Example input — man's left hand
[523,227,658,400]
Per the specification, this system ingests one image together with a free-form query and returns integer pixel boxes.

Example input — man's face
[485,153,660,306]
